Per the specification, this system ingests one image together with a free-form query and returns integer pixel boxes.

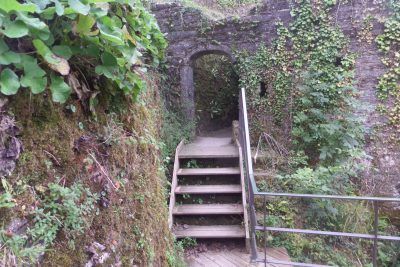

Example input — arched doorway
[193,53,239,134]
[180,45,239,135]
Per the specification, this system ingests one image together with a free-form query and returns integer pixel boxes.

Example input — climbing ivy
[376,0,400,137]
[0,0,167,103]
[237,0,364,165]
[236,1,400,265]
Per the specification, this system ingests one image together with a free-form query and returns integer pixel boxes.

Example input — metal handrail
[237,88,400,267]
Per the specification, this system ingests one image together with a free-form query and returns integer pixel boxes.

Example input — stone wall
[151,0,400,211]
[151,0,291,118]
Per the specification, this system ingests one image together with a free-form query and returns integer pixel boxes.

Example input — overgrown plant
[0,182,97,264]
[28,182,98,247]
[0,0,167,103]
[237,0,365,165]
[234,0,397,265]
[376,0,400,139]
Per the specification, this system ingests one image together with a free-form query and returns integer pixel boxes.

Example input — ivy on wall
[236,1,399,265]
[237,0,365,166]
[376,0,400,138]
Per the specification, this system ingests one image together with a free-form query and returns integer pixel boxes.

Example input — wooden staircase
[169,132,249,242]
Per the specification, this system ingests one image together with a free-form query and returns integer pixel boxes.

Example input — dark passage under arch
[192,53,239,134]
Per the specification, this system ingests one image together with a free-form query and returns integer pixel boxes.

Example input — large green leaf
[53,45,73,60]
[0,0,36,13]
[0,51,21,65]
[21,55,46,78]
[17,12,48,30]
[33,39,60,64]
[53,0,65,16]
[0,68,20,95]
[75,14,96,35]
[95,52,119,78]
[50,74,71,103]
[97,23,124,45]
[2,20,29,38]
[0,39,8,54]
[33,39,70,75]
[29,0,51,10]
[21,75,47,94]
[101,52,117,66]
[68,0,90,15]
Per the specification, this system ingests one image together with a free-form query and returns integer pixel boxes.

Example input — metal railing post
[237,88,400,266]
[373,201,378,267]
[264,195,267,267]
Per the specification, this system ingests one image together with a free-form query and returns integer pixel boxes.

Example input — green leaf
[0,0,36,13]
[95,65,117,78]
[17,12,48,31]
[50,74,71,103]
[53,45,73,60]
[53,0,65,15]
[101,52,117,66]
[2,20,29,38]
[33,40,70,75]
[32,39,60,65]
[0,51,21,65]
[68,0,90,15]
[0,68,20,95]
[0,192,15,209]
[0,39,9,54]
[21,75,47,94]
[87,0,115,2]
[97,23,124,45]
[75,14,96,35]
[29,0,51,10]
[40,7,56,20]
[21,55,46,78]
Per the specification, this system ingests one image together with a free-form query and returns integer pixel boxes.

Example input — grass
[149,0,263,19]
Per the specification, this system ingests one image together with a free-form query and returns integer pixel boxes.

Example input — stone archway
[180,44,235,121]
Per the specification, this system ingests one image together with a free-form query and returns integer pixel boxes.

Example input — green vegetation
[376,0,400,138]
[166,237,196,267]
[194,54,238,133]
[152,0,262,19]
[1,182,97,264]
[0,0,166,103]
[1,75,177,265]
[0,1,177,266]
[237,0,399,265]
[29,182,98,247]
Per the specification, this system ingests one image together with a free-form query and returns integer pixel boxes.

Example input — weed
[178,237,197,249]
[186,160,199,168]
[29,182,98,246]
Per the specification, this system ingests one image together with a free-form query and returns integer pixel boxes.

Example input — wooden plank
[225,251,254,266]
[220,253,248,266]
[178,167,240,176]
[175,185,241,194]
[168,140,184,229]
[179,145,239,158]
[173,204,244,215]
[202,252,235,267]
[186,247,292,267]
[174,225,245,238]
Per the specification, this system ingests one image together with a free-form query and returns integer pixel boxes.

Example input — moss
[1,73,174,266]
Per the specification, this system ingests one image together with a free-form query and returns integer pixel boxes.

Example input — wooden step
[173,204,243,215]
[175,185,241,194]
[179,145,239,159]
[174,225,245,238]
[178,167,240,176]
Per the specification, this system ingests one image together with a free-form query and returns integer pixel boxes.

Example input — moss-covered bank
[0,73,175,266]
